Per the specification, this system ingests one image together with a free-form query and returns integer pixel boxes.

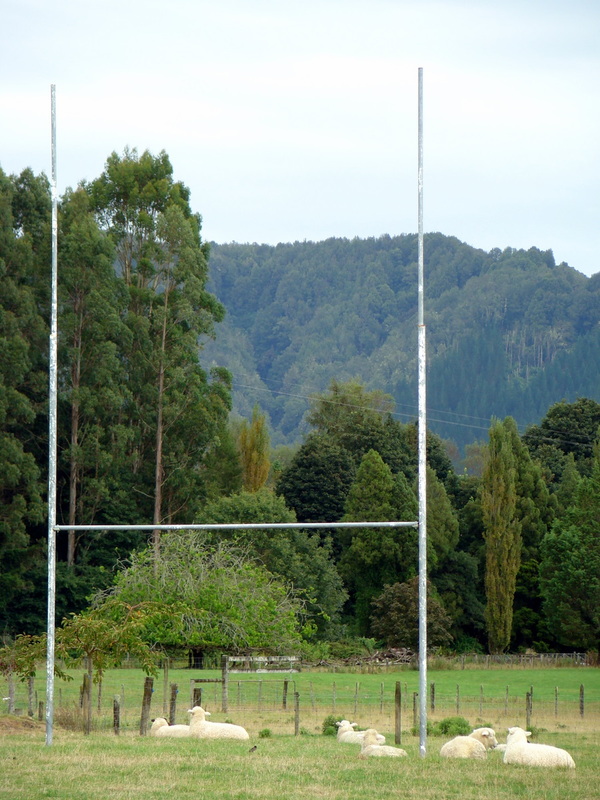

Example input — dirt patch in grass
[0,715,45,735]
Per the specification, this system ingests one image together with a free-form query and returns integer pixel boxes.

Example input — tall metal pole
[46,84,58,747]
[417,66,428,757]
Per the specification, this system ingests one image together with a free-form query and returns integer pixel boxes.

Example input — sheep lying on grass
[503,726,575,768]
[440,727,498,760]
[150,718,191,738]
[358,729,407,758]
[188,706,250,740]
[336,720,385,744]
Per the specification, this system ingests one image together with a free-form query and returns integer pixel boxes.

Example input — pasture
[1,716,597,800]
[1,664,598,798]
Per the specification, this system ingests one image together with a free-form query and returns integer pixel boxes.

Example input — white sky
[2,0,599,276]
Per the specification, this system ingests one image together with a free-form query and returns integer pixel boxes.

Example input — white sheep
[358,728,407,758]
[336,720,386,744]
[440,727,498,760]
[503,726,575,768]
[188,706,250,740]
[150,717,191,738]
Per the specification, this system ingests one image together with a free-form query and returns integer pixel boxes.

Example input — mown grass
[1,723,597,800]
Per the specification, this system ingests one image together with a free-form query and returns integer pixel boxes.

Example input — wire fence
[4,669,597,737]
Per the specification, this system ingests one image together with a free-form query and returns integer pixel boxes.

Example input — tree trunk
[152,305,169,569]
[68,306,84,567]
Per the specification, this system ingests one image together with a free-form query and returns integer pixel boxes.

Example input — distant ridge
[202,234,600,452]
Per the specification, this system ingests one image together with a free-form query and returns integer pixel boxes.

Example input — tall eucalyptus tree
[87,149,230,552]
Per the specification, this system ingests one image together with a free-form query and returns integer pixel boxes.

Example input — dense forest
[203,236,600,453]
[1,149,599,665]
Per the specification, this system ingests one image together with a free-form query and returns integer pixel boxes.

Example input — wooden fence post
[162,657,169,716]
[394,682,402,745]
[221,655,229,713]
[7,673,15,714]
[113,696,120,735]
[430,682,435,713]
[294,692,300,736]
[83,673,92,735]
[525,691,532,729]
[456,685,460,715]
[169,683,178,724]
[27,676,34,717]
[140,677,154,736]
[554,686,558,718]
[282,679,289,710]
[579,684,584,717]
[412,692,418,730]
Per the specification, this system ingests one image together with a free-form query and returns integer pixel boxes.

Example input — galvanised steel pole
[46,84,58,747]
[417,66,428,757]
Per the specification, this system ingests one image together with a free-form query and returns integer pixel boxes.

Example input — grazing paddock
[0,716,598,800]
[2,666,599,736]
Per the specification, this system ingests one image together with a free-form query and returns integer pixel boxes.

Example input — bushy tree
[306,379,395,463]
[539,444,600,651]
[370,577,453,651]
[523,398,600,480]
[93,531,308,655]
[275,433,356,524]
[198,487,347,638]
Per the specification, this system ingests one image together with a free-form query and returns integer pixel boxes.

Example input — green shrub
[258,728,272,738]
[434,716,472,736]
[410,721,434,736]
[322,714,342,736]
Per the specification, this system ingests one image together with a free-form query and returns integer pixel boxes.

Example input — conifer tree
[340,449,415,635]
[481,417,522,653]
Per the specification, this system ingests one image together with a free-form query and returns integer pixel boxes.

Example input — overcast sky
[2,0,599,276]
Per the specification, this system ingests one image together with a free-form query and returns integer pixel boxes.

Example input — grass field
[5,664,596,734]
[1,665,598,798]
[1,716,597,800]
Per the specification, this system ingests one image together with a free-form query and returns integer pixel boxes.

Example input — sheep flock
[150,713,576,769]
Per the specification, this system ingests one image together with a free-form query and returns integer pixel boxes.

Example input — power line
[230,380,600,449]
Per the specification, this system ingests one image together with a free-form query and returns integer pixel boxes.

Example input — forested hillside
[203,235,600,453]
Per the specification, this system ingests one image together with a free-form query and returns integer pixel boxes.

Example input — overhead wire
[229,379,599,451]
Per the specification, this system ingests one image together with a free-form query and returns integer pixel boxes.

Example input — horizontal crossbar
[53,521,418,531]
